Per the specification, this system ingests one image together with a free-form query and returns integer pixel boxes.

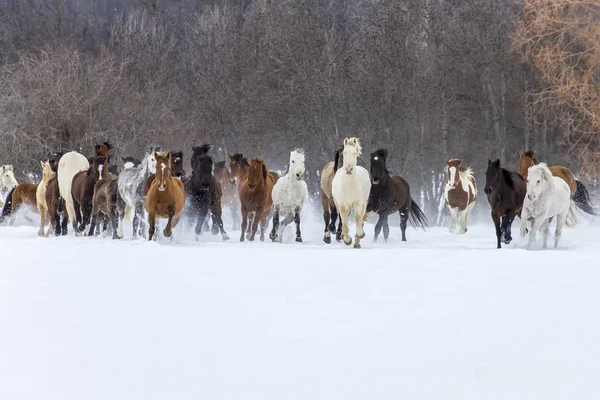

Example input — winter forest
[0,0,599,222]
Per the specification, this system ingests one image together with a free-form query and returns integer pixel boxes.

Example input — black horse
[185,144,230,241]
[367,149,427,241]
[484,159,526,249]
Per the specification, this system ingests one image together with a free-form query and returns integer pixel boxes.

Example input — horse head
[143,146,160,174]
[48,152,63,173]
[247,157,267,192]
[92,156,106,180]
[154,151,172,192]
[228,153,249,185]
[526,163,553,201]
[445,158,462,189]
[370,149,389,185]
[40,161,55,183]
[518,150,537,179]
[122,156,140,169]
[289,149,306,181]
[95,141,113,158]
[342,137,362,175]
[485,159,501,195]
[0,165,18,189]
[192,146,213,191]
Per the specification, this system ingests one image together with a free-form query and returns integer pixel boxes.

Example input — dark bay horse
[319,147,344,243]
[71,155,107,233]
[185,144,230,241]
[367,149,427,241]
[485,159,526,249]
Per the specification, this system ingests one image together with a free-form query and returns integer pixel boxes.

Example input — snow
[1,203,600,399]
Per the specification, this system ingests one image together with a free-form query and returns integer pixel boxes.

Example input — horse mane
[522,150,537,163]
[532,163,554,185]
[232,153,250,167]
[344,137,362,156]
[333,147,343,171]
[501,168,519,190]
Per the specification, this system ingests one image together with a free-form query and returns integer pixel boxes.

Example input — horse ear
[165,151,172,161]
[227,153,233,160]
[122,157,127,163]
[343,137,349,146]
[262,163,267,180]
[154,152,160,160]
[40,161,45,169]
[494,159,500,166]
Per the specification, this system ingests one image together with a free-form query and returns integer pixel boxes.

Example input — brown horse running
[10,182,38,224]
[320,147,344,243]
[71,155,108,234]
[45,177,68,236]
[144,150,184,196]
[89,156,119,238]
[239,157,279,242]
[146,152,186,241]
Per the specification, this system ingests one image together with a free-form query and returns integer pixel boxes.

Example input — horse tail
[408,199,428,230]
[565,202,579,228]
[0,187,15,224]
[124,204,133,221]
[573,180,597,216]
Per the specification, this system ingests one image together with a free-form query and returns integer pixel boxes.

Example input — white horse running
[520,163,571,249]
[0,165,18,208]
[332,137,372,249]
[116,147,159,239]
[269,149,308,243]
[57,152,90,229]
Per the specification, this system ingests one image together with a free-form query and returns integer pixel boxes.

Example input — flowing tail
[408,199,428,230]
[573,180,597,216]
[0,187,15,224]
[565,202,579,228]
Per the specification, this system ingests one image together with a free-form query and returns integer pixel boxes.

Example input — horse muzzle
[295,173,303,181]
[528,194,535,201]
[248,184,256,191]
[372,178,380,185]
[484,187,492,195]
[345,167,353,175]
[230,178,238,185]
[158,184,166,192]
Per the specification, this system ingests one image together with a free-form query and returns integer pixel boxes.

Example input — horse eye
[537,180,540,184]
[292,160,295,163]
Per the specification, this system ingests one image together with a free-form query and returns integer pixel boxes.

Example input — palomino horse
[444,158,477,234]
[332,137,371,249]
[0,165,18,208]
[270,149,308,243]
[89,156,119,238]
[367,148,427,242]
[186,144,230,241]
[239,157,279,241]
[214,160,240,231]
[518,150,596,217]
[71,154,108,234]
[485,159,526,249]
[58,151,90,230]
[36,161,55,236]
[146,152,186,241]
[117,146,159,239]
[319,147,344,243]
[520,163,571,249]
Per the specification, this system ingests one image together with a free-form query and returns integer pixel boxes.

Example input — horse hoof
[343,237,352,246]
[269,232,277,241]
[323,236,331,244]
[296,237,303,243]
[163,229,172,238]
[357,232,365,239]
[38,231,44,237]
[240,237,245,242]
[353,243,361,249]
[222,234,230,241]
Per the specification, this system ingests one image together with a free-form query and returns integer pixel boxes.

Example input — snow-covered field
[1,202,599,399]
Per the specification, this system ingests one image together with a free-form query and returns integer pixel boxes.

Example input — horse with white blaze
[520,163,571,250]
[269,149,308,243]
[332,137,372,249]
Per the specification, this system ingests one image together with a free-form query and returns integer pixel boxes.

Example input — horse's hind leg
[321,193,331,243]
[294,207,303,243]
[374,214,384,242]
[270,206,280,241]
[399,207,408,241]
[492,212,502,249]
[554,212,567,248]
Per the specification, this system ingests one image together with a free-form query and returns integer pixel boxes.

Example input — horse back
[549,166,577,197]
[391,175,411,209]
[320,162,335,200]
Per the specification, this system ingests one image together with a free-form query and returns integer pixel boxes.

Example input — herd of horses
[0,140,596,250]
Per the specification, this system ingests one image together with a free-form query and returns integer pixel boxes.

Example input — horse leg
[374,213,384,242]
[38,206,47,236]
[460,203,474,234]
[448,206,457,233]
[294,207,302,243]
[540,218,551,248]
[80,200,93,234]
[72,199,82,233]
[249,209,261,241]
[116,193,126,239]
[501,212,517,244]
[110,204,120,240]
[259,209,270,242]
[231,207,240,232]
[492,212,502,249]
[554,212,567,248]
[382,214,390,241]
[163,207,175,238]
[148,210,157,241]
[336,213,343,242]
[340,207,352,246]
[246,211,254,240]
[240,206,248,242]
[211,208,230,241]
[270,206,280,241]
[195,205,208,240]
[321,193,331,243]
[354,209,366,249]
[399,207,408,241]
[60,204,69,236]
[525,216,543,250]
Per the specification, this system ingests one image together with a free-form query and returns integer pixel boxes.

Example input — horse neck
[42,171,55,185]
[518,163,531,179]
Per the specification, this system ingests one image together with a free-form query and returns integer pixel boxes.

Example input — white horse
[332,137,372,248]
[520,163,571,249]
[269,149,308,243]
[57,152,90,230]
[0,165,18,208]
[116,146,159,239]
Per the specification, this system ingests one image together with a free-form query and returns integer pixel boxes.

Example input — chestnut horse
[71,155,108,234]
[239,157,279,241]
[444,158,477,234]
[45,176,68,236]
[319,147,344,243]
[10,182,38,224]
[146,152,186,241]
[518,150,596,217]
[144,150,184,196]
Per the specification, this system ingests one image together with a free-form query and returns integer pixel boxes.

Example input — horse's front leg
[373,213,384,242]
[448,206,457,233]
[294,207,302,243]
[321,192,331,243]
[270,206,280,242]
[148,210,157,241]
[460,202,474,234]
[540,217,551,248]
[382,214,390,241]
[491,212,502,249]
[195,205,208,240]
[336,211,343,242]
[259,208,271,241]
[249,209,261,241]
[240,206,248,242]
[163,206,175,238]
[354,208,366,249]
[501,211,517,244]
[134,201,147,239]
[339,206,352,246]
[211,209,229,241]
[520,208,529,238]
[246,211,254,240]
[525,215,543,250]
[38,206,47,236]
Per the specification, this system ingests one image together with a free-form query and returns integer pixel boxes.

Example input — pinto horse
[367,148,427,242]
[485,159,526,249]
[146,152,186,241]
[320,147,344,243]
[444,159,477,234]
[518,150,596,217]
[239,157,279,242]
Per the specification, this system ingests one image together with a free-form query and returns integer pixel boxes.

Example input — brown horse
[71,155,107,234]
[45,177,68,236]
[518,150,596,217]
[89,156,119,237]
[95,142,118,180]
[144,151,184,196]
[228,153,250,185]
[320,147,343,243]
[214,160,240,230]
[239,157,279,241]
[146,152,186,241]
[444,159,477,234]
[10,182,38,224]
